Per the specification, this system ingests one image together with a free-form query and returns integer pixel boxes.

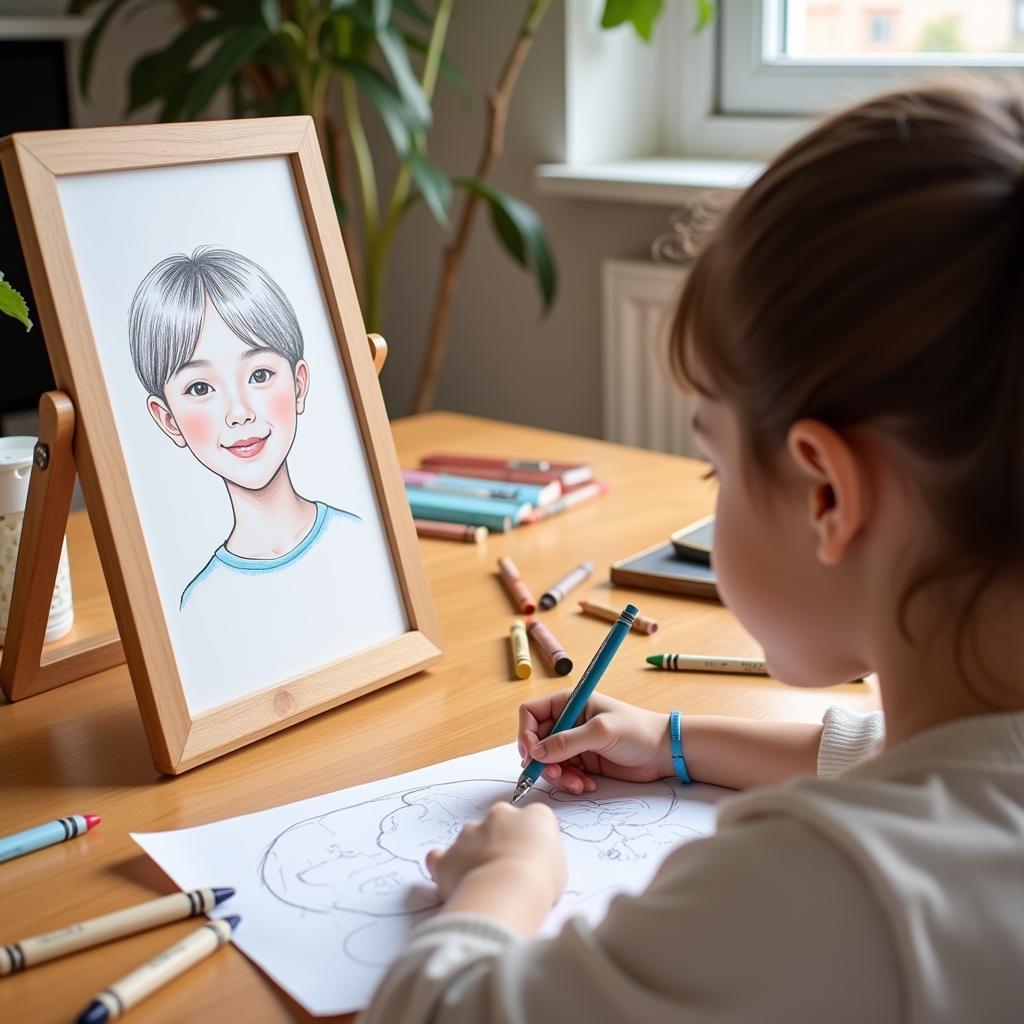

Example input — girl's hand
[425,802,566,914]
[518,692,671,794]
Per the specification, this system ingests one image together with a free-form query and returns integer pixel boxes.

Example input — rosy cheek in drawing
[176,407,219,454]
[267,382,299,432]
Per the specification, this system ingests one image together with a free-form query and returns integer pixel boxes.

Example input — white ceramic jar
[0,436,74,645]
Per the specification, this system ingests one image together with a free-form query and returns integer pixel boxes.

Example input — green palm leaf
[457,179,556,312]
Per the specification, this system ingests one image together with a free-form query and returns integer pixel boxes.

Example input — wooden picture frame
[0,117,441,773]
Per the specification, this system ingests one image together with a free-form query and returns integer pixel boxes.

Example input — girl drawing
[128,247,360,611]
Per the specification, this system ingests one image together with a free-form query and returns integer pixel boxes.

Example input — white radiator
[601,259,700,457]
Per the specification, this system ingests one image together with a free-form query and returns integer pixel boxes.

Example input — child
[359,81,1024,1022]
[128,246,363,610]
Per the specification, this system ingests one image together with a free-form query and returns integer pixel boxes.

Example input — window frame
[717,0,1024,119]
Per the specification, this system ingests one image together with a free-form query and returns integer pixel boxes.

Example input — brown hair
[672,81,1024,662]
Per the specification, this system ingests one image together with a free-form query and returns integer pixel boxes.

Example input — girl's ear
[294,360,309,415]
[785,419,868,566]
[147,396,188,448]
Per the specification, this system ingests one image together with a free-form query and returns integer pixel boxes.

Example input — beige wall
[67,3,674,438]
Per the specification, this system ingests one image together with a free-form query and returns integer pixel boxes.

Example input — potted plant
[71,0,713,409]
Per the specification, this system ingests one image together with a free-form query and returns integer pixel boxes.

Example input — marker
[646,653,768,675]
[415,519,486,543]
[526,619,573,676]
[579,600,659,635]
[0,887,235,976]
[0,814,101,864]
[539,561,593,610]
[497,557,537,614]
[75,916,240,1024]
[510,619,532,679]
[513,604,638,803]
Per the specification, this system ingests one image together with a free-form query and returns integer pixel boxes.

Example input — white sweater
[359,708,1024,1024]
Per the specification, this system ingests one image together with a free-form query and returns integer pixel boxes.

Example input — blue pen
[511,603,638,804]
[0,814,101,863]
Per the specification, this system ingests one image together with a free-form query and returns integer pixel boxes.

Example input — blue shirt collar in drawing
[214,501,329,572]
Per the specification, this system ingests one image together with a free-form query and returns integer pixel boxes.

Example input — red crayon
[527,619,573,676]
[497,557,537,614]
[415,519,486,543]
[420,453,592,488]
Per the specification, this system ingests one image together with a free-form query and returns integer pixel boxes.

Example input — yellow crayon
[510,619,532,679]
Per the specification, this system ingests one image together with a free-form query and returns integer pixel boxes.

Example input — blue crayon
[0,813,101,863]
[76,916,240,1023]
[512,603,637,803]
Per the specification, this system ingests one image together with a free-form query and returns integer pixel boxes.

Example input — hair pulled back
[673,81,1024,597]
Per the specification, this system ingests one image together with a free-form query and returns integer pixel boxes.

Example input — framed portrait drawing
[0,117,441,773]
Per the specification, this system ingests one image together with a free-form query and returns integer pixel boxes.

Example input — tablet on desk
[670,515,714,565]
[610,543,718,601]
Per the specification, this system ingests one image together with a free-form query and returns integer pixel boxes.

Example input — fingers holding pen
[517,691,572,758]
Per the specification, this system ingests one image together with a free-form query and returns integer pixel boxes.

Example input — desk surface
[0,412,876,1024]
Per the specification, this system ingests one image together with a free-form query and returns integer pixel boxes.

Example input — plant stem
[365,0,454,335]
[335,15,381,328]
[325,105,365,304]
[412,0,551,413]
[384,0,454,227]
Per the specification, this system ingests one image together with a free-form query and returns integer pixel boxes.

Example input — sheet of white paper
[133,743,726,1016]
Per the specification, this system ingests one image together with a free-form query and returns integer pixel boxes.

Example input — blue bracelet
[669,710,692,785]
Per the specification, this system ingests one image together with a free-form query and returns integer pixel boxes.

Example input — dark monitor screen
[0,39,71,418]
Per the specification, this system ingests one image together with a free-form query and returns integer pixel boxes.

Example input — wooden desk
[0,412,876,1023]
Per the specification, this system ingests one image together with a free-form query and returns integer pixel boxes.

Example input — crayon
[0,814,101,864]
[497,557,537,614]
[539,561,594,610]
[579,600,659,635]
[510,620,532,679]
[521,481,608,524]
[415,519,486,543]
[404,470,560,507]
[406,487,526,531]
[526,619,573,676]
[646,653,767,675]
[644,653,865,681]
[420,454,593,488]
[513,604,636,803]
[1,888,235,975]
[75,917,240,1024]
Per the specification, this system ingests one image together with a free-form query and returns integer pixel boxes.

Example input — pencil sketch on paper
[127,246,363,612]
[132,744,725,1015]
[257,777,706,966]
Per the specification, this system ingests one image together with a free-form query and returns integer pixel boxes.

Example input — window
[719,0,1024,117]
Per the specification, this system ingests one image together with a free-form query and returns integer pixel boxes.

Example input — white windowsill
[535,157,764,205]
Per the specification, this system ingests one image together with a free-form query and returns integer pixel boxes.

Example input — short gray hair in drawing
[128,246,303,397]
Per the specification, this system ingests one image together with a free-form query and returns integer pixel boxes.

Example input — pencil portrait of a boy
[128,246,360,613]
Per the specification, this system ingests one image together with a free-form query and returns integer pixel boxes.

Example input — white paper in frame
[0,118,442,773]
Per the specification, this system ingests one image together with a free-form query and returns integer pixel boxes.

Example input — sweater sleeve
[357,813,902,1024]
[817,705,886,777]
